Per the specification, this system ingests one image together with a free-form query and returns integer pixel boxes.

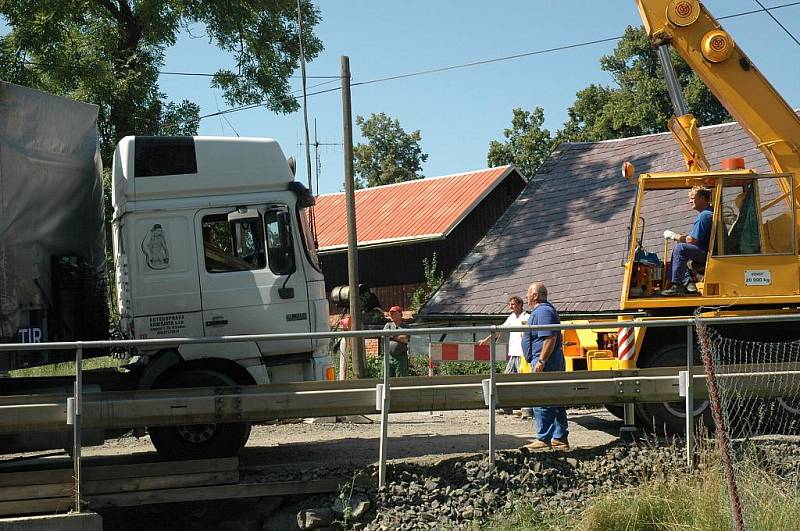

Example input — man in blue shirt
[521,282,569,449]
[661,186,713,296]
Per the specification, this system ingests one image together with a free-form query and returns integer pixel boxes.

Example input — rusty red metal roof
[313,165,519,252]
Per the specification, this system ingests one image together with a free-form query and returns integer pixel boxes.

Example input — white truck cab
[111,136,332,457]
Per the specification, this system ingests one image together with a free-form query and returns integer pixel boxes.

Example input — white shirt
[501,311,530,357]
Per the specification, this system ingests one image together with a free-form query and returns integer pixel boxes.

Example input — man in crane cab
[661,186,713,296]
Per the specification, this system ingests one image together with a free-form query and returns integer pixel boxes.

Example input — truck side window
[264,208,295,276]
[202,215,266,273]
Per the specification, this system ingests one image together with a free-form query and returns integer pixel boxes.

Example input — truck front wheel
[636,343,713,434]
[148,369,251,460]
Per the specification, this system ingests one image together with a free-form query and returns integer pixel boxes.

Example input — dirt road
[84,407,622,467]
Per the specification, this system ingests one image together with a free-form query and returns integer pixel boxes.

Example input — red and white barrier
[617,327,635,360]
[429,342,508,362]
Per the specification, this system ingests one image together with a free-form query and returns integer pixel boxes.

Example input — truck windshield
[297,206,322,273]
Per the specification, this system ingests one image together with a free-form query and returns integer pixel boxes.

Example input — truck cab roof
[112,136,296,211]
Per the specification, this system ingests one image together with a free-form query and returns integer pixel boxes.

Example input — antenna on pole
[299,118,342,196]
[314,119,321,195]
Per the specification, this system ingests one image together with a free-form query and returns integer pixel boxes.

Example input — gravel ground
[92,408,624,530]
[8,407,713,530]
[68,410,800,529]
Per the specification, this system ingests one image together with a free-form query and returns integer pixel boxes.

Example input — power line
[353,36,621,87]
[195,2,800,123]
[159,70,340,79]
[13,61,340,79]
[751,0,800,48]
[194,78,340,122]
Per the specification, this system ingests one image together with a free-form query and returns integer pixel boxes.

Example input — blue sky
[8,1,800,194]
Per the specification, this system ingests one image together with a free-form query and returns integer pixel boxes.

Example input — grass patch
[10,356,123,378]
[484,460,800,531]
[481,502,573,530]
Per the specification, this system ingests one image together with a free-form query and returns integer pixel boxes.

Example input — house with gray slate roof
[419,118,777,321]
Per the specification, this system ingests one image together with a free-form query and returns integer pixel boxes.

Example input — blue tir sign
[17,327,43,343]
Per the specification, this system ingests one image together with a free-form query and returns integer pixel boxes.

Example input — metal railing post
[428,341,434,377]
[378,335,391,489]
[73,343,83,513]
[686,325,695,469]
[488,335,497,469]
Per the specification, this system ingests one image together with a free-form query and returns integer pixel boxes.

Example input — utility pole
[341,55,365,378]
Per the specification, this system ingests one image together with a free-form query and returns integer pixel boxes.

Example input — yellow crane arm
[635,0,800,184]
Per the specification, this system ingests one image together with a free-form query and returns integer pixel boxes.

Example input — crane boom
[635,0,800,181]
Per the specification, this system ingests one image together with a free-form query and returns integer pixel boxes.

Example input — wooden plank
[0,470,239,501]
[0,483,72,501]
[0,479,343,516]
[87,479,344,509]
[0,496,73,516]
[0,457,238,486]
[85,470,238,496]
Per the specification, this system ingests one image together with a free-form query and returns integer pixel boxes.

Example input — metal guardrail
[4,312,800,500]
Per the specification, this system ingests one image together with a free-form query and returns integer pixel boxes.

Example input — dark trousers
[670,242,706,284]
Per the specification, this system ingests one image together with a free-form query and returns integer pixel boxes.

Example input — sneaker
[520,407,534,419]
[685,281,698,293]
[660,283,689,296]
[522,439,550,450]
[551,438,570,449]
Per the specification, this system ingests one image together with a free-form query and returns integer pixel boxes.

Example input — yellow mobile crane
[560,0,800,431]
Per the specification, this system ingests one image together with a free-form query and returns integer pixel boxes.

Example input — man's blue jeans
[533,406,568,442]
[670,242,707,284]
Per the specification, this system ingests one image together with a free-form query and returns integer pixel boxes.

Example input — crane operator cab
[621,159,799,311]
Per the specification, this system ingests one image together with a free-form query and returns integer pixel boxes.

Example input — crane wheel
[636,343,714,435]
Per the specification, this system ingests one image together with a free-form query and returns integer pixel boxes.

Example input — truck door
[196,205,312,355]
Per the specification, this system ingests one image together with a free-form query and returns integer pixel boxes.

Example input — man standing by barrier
[383,305,409,377]
[480,295,530,415]
[479,296,529,374]
[522,282,569,449]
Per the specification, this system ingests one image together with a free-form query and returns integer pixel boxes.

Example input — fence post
[488,335,497,469]
[73,343,83,513]
[378,335,391,489]
[428,339,434,377]
[686,325,695,469]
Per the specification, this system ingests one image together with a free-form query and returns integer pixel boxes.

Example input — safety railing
[3,312,800,506]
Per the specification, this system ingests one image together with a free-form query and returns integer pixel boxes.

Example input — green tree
[560,26,730,142]
[410,253,444,313]
[0,0,322,164]
[487,107,554,179]
[353,112,428,188]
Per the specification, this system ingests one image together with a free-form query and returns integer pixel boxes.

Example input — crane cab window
[715,176,796,256]
[264,207,296,276]
[202,214,266,273]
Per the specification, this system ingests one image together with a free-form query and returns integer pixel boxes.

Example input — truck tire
[148,369,251,460]
[636,343,713,435]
